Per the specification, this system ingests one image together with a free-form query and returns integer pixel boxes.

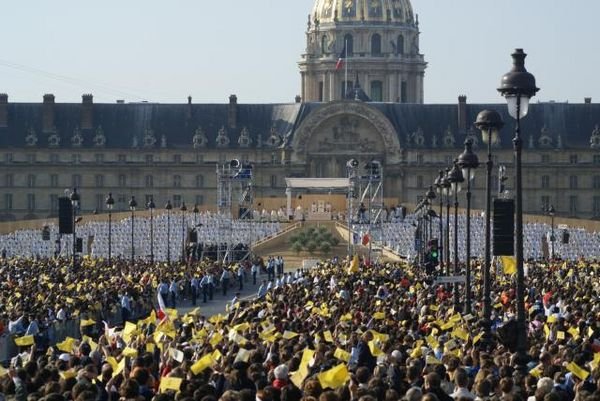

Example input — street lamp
[147,198,156,263]
[70,188,80,268]
[475,109,504,348]
[474,109,504,348]
[498,48,539,372]
[447,160,464,310]
[457,139,479,314]
[129,196,137,262]
[193,204,199,226]
[165,200,172,263]
[180,202,187,262]
[426,185,436,241]
[442,168,452,277]
[105,193,114,264]
[547,205,556,259]
[435,171,449,275]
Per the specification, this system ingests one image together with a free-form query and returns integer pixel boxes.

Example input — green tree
[319,241,332,254]
[307,240,318,254]
[291,241,303,254]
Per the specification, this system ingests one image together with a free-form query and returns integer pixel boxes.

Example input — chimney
[228,94,237,129]
[0,94,7,128]
[584,97,592,104]
[295,95,302,103]
[81,94,93,129]
[43,94,55,133]
[457,95,467,132]
[186,96,192,119]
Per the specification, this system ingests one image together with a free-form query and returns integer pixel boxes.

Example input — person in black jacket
[424,372,454,401]
[356,331,376,372]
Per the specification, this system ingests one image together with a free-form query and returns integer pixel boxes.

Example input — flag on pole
[157,290,167,321]
[362,233,370,246]
[335,43,346,71]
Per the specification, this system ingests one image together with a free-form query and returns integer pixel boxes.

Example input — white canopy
[285,178,349,189]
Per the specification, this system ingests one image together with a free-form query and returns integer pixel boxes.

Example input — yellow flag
[340,313,353,322]
[112,358,125,378]
[209,332,223,347]
[334,348,350,362]
[80,319,96,327]
[317,364,350,389]
[566,362,589,381]
[0,365,7,377]
[472,333,484,345]
[451,327,469,342]
[529,366,542,378]
[146,343,156,353]
[348,255,359,273]
[556,331,565,340]
[282,331,299,340]
[122,347,138,358]
[323,330,334,343]
[368,340,383,356]
[56,337,76,353]
[60,369,77,380]
[373,312,385,320]
[159,377,182,393]
[14,335,34,347]
[426,355,442,365]
[500,256,517,275]
[191,354,215,375]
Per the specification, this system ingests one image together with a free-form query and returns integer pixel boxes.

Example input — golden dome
[312,0,415,24]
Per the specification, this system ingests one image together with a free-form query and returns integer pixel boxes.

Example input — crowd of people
[0,253,599,401]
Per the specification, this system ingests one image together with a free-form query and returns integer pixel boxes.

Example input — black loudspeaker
[75,238,83,253]
[188,229,198,243]
[58,197,73,234]
[496,320,518,352]
[493,198,515,256]
[562,230,570,244]
[41,226,50,241]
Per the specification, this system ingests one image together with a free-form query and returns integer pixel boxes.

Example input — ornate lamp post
[498,48,539,372]
[193,204,199,226]
[442,168,452,277]
[147,198,156,263]
[165,200,172,263]
[105,193,114,264]
[180,202,187,262]
[426,186,437,242]
[457,139,479,314]
[434,171,446,274]
[129,196,137,262]
[447,160,464,310]
[70,188,80,268]
[547,205,556,259]
[475,109,504,348]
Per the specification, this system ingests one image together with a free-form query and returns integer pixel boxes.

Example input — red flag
[335,43,346,71]
[361,233,370,246]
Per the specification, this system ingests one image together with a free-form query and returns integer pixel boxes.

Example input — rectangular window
[118,174,127,187]
[27,154,36,163]
[416,176,423,189]
[5,174,13,187]
[541,196,551,212]
[196,154,204,163]
[541,154,550,164]
[416,154,424,164]
[271,153,278,164]
[174,154,182,163]
[118,154,127,163]
[569,154,578,164]
[145,154,154,164]
[445,155,453,165]
[5,153,13,163]
[569,195,578,216]
[95,175,104,188]
[270,175,277,188]
[50,174,58,188]
[370,80,383,102]
[27,193,35,211]
[117,194,126,210]
[27,174,36,188]
[196,175,204,188]
[196,195,204,206]
[318,81,324,102]
[541,176,550,189]
[594,196,600,217]
[72,154,81,164]
[49,194,58,215]
[95,153,104,163]
[72,174,82,188]
[50,153,59,163]
[569,175,578,189]
[594,155,600,164]
[401,81,408,103]
[96,194,104,212]
[593,176,600,189]
[173,175,181,188]
[173,195,182,208]
[145,175,153,188]
[5,193,12,210]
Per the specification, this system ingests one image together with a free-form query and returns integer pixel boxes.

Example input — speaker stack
[493,198,515,256]
[58,197,73,234]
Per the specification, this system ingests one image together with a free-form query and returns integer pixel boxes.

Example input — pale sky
[1,0,599,104]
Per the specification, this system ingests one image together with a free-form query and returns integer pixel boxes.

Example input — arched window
[397,35,404,55]
[343,34,354,56]
[371,34,382,56]
[371,80,383,102]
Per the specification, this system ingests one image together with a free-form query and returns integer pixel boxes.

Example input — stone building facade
[0,0,599,221]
